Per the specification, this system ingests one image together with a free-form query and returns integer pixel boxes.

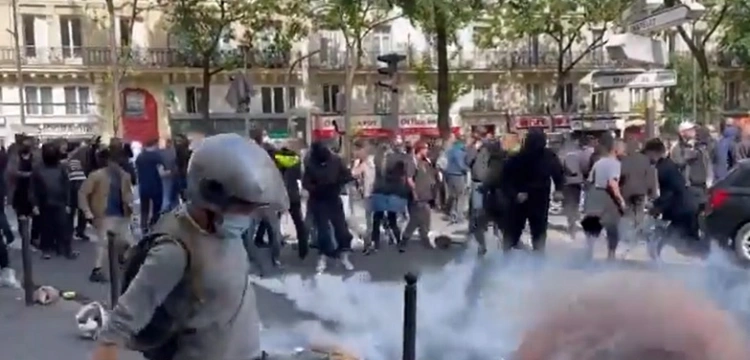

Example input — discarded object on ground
[434,235,452,249]
[33,285,60,305]
[76,301,108,340]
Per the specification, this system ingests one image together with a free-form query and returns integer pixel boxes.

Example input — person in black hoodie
[302,141,355,272]
[32,142,72,259]
[502,129,564,252]
[619,139,656,228]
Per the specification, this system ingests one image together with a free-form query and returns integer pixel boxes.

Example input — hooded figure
[714,125,739,182]
[501,129,564,252]
[32,142,72,258]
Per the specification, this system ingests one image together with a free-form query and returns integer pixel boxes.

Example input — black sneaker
[89,268,108,283]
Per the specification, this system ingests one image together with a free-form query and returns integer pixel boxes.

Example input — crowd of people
[0,116,748,285]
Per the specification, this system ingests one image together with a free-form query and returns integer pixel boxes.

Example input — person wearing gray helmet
[92,133,289,360]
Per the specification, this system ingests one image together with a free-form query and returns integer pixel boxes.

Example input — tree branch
[702,4,728,47]
[287,49,321,78]
[560,25,608,74]
[208,66,225,76]
[676,25,701,59]
[362,14,404,39]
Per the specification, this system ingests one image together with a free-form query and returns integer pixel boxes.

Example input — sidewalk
[0,288,141,360]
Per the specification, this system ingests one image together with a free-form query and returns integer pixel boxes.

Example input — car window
[722,166,750,188]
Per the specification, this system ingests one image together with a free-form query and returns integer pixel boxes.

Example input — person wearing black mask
[502,129,564,252]
[32,142,72,259]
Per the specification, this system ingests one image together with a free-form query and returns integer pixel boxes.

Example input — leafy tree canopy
[720,0,750,68]
[664,54,722,121]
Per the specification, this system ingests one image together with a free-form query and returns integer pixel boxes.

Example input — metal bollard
[106,231,119,309]
[402,272,418,360]
[18,217,34,306]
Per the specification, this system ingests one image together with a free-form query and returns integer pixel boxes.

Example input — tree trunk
[106,0,120,137]
[200,58,212,125]
[342,45,356,159]
[435,5,451,139]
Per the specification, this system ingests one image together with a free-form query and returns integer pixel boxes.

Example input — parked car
[702,160,750,263]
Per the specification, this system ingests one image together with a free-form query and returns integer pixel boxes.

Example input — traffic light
[376,53,406,93]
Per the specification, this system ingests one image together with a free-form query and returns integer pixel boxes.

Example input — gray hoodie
[98,210,261,360]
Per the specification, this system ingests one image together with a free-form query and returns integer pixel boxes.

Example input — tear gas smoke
[253,247,750,360]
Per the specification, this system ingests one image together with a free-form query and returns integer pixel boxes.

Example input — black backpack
[120,231,202,360]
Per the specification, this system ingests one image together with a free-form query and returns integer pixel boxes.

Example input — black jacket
[653,157,695,220]
[302,142,353,200]
[502,130,564,201]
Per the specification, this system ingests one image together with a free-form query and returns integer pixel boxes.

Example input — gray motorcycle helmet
[185,133,289,213]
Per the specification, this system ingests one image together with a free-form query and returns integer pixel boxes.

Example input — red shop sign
[516,116,549,129]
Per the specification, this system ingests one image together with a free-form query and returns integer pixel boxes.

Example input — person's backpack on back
[120,213,203,360]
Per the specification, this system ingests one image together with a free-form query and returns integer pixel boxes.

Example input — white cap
[678,121,696,132]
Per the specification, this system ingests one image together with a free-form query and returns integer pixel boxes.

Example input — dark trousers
[39,205,71,255]
[309,196,352,257]
[140,192,163,232]
[624,194,646,228]
[371,211,400,248]
[581,216,620,253]
[504,198,549,252]
[562,184,582,232]
[69,181,88,237]
[289,201,309,258]
[402,201,431,248]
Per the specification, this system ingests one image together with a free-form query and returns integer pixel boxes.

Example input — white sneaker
[0,268,21,289]
[427,231,437,249]
[316,256,327,273]
[340,253,354,271]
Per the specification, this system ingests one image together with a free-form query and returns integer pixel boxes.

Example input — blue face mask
[217,213,251,239]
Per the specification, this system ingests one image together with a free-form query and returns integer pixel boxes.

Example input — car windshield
[714,164,750,188]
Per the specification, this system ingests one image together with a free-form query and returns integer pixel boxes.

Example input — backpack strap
[150,211,205,304]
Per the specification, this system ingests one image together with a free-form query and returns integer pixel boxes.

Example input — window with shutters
[185,86,205,114]
[24,86,53,115]
[64,86,91,114]
[260,86,294,114]
[322,84,341,113]
[59,16,82,58]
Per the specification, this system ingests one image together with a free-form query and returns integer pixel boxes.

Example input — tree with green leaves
[413,50,473,113]
[664,54,722,123]
[482,0,625,112]
[165,0,307,120]
[313,0,401,153]
[722,1,750,64]
[87,0,159,135]
[397,0,483,136]
[664,0,730,123]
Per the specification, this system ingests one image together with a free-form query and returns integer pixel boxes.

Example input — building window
[559,83,574,111]
[260,86,294,114]
[590,28,605,63]
[24,86,53,115]
[473,85,494,111]
[525,83,544,111]
[370,25,391,57]
[590,92,609,112]
[322,84,340,113]
[22,15,36,57]
[527,35,540,64]
[64,86,90,114]
[629,89,645,109]
[185,86,205,114]
[374,87,391,114]
[59,16,82,58]
[725,80,739,110]
[119,17,131,46]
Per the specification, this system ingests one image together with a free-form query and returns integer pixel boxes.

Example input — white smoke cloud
[253,245,750,360]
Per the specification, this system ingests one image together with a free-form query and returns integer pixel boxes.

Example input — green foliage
[164,0,308,71]
[720,1,750,67]
[313,0,397,49]
[664,54,722,121]
[396,0,482,42]
[481,0,625,73]
[413,51,472,110]
[666,0,730,74]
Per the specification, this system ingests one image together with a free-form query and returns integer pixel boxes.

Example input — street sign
[629,3,706,34]
[591,69,677,91]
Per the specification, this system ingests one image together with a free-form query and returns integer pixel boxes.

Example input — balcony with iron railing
[308,45,616,71]
[0,102,101,125]
[0,46,295,69]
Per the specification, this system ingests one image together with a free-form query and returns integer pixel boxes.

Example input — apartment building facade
[0,2,745,143]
